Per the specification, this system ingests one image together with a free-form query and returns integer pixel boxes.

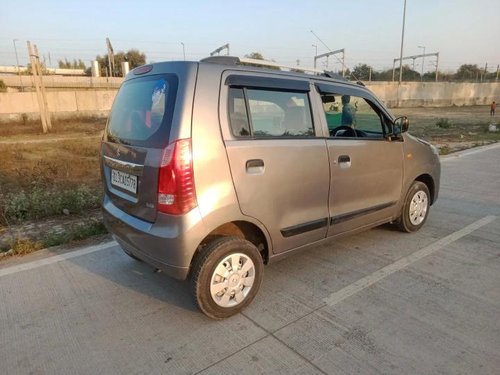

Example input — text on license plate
[111,169,137,194]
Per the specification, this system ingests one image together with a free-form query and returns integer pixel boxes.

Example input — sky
[1,0,499,73]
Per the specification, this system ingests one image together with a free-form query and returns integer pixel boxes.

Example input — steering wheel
[330,125,356,138]
[355,129,368,137]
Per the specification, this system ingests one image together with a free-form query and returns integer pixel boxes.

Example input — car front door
[316,83,404,236]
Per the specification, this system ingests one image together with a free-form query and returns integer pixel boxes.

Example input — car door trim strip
[280,218,329,238]
[330,202,396,225]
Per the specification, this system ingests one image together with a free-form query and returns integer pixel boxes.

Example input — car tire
[397,181,430,233]
[190,236,263,319]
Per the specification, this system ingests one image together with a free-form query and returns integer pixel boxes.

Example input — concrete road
[1,144,499,375]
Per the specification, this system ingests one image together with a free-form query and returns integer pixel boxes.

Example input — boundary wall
[0,82,499,123]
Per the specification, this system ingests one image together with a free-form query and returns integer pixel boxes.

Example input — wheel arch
[414,173,436,205]
[190,220,270,276]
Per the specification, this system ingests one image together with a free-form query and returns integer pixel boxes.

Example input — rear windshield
[106,74,178,148]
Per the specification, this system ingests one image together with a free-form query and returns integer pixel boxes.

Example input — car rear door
[221,74,330,254]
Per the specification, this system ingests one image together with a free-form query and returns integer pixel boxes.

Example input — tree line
[53,49,496,82]
[57,49,146,76]
[350,63,496,82]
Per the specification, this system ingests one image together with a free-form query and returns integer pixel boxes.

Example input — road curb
[440,141,500,161]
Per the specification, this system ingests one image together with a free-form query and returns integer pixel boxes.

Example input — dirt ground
[392,105,500,152]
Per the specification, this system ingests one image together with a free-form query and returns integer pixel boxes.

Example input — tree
[242,52,280,70]
[376,65,421,81]
[245,52,264,60]
[26,62,48,75]
[121,49,146,68]
[352,64,373,81]
[96,49,146,77]
[454,64,481,81]
[58,59,86,70]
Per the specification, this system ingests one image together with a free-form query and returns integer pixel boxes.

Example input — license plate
[111,169,137,194]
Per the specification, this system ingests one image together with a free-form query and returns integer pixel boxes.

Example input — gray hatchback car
[101,56,440,319]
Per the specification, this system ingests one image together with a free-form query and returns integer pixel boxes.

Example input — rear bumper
[102,194,205,280]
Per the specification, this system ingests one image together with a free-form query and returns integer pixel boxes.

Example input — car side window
[321,93,386,139]
[228,88,251,137]
[228,88,314,138]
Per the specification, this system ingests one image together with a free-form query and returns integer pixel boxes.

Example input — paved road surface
[1,144,499,375]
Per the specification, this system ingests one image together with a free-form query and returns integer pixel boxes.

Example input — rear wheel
[397,181,430,232]
[190,237,263,319]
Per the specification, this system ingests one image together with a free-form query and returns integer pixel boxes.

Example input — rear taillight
[157,138,197,215]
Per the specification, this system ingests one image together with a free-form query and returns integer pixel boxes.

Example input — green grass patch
[439,145,451,155]
[0,185,101,225]
[0,219,108,259]
[43,219,107,248]
[436,118,452,129]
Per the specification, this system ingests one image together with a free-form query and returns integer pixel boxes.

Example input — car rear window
[106,74,178,148]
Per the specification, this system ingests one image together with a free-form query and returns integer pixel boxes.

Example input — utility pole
[27,41,51,133]
[13,39,23,91]
[314,49,345,76]
[181,42,186,60]
[418,45,425,81]
[398,0,407,86]
[312,44,318,68]
[496,64,499,81]
[310,30,348,77]
[435,52,439,82]
[393,52,439,82]
[369,67,372,82]
[34,44,51,132]
[397,0,407,107]
[106,37,115,77]
[210,43,230,56]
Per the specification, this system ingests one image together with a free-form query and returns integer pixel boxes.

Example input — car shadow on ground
[56,223,408,317]
[64,245,200,314]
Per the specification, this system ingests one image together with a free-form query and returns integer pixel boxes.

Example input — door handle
[338,155,350,163]
[246,159,265,174]
[337,155,351,169]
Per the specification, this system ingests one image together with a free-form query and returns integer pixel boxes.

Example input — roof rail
[200,56,329,76]
[323,70,348,82]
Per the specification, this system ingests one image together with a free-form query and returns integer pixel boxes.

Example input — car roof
[198,56,362,88]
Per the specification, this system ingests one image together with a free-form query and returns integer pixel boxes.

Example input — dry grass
[0,118,105,140]
[0,119,107,254]
[0,135,102,225]
[0,137,101,193]
[392,105,500,144]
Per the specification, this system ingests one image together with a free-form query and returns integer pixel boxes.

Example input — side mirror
[393,116,409,134]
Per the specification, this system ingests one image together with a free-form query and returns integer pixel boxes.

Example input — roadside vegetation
[0,121,105,258]
[392,105,500,154]
[0,117,105,139]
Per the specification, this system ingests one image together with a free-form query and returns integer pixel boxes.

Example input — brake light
[157,138,197,215]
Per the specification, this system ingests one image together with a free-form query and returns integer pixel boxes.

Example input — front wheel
[190,237,263,319]
[397,181,430,232]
